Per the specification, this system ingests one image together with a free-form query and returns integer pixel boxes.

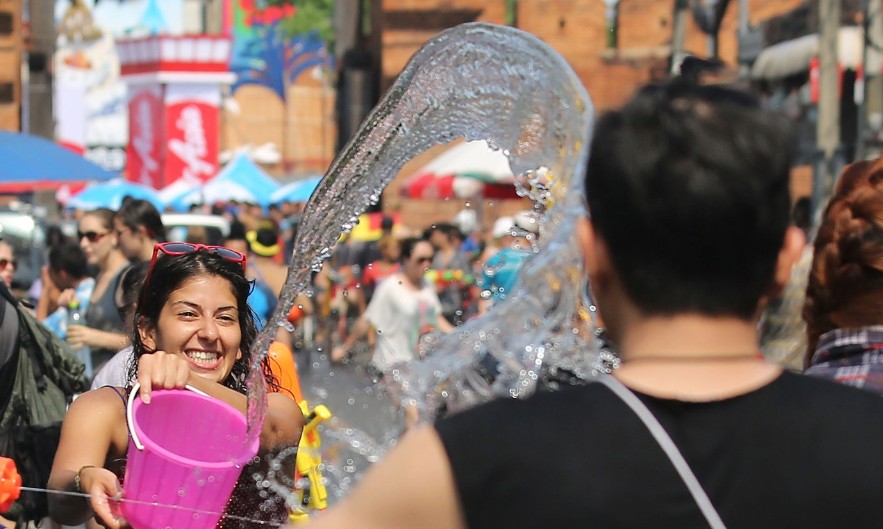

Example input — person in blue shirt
[478,212,538,314]
[42,241,96,376]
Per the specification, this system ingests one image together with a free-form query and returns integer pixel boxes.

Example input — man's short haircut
[399,237,428,262]
[48,241,89,279]
[116,198,167,242]
[585,81,794,319]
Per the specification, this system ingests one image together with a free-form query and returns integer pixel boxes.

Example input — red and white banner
[164,100,219,184]
[127,86,165,188]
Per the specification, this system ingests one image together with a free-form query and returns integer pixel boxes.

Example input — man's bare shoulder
[300,426,465,529]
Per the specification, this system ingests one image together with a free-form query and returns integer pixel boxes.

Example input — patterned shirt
[806,326,883,395]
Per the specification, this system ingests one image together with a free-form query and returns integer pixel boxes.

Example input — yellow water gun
[289,401,332,525]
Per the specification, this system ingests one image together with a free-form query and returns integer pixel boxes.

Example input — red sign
[165,101,219,185]
[127,89,165,188]
[810,56,820,104]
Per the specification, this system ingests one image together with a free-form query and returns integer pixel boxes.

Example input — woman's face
[78,214,115,266]
[139,273,242,384]
[382,241,401,262]
[403,241,435,284]
[0,242,15,287]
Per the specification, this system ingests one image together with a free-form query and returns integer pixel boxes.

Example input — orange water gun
[0,457,22,513]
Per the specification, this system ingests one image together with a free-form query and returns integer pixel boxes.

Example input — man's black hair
[48,241,89,280]
[425,222,461,240]
[228,219,247,241]
[585,81,794,319]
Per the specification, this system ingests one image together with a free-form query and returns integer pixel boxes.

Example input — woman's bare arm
[47,388,127,528]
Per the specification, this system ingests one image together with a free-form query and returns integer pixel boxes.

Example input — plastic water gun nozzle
[0,457,22,513]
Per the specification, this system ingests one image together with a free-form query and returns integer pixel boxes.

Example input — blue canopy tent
[211,152,280,207]
[67,179,164,211]
[163,152,280,211]
[269,176,321,204]
[0,131,118,193]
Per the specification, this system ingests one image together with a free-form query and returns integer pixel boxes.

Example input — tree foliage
[264,0,335,44]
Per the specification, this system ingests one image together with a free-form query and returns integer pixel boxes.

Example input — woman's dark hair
[803,157,883,365]
[116,198,167,242]
[116,261,150,330]
[127,249,279,394]
[398,237,428,263]
[45,225,69,248]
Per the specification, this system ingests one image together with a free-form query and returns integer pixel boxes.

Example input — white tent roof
[416,139,514,182]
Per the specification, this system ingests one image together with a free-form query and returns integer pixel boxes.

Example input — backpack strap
[0,284,16,414]
[0,346,18,421]
[596,375,728,529]
[19,316,49,392]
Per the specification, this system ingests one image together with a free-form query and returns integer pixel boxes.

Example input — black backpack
[0,283,88,526]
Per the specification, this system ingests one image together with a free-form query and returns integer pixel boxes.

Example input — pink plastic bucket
[122,384,259,529]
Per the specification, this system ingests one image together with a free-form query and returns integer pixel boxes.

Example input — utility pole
[671,0,689,74]
[27,0,52,138]
[603,0,621,49]
[814,0,841,218]
[705,0,719,58]
[738,0,750,78]
[856,0,880,161]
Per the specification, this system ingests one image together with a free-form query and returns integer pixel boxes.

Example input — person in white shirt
[333,237,453,427]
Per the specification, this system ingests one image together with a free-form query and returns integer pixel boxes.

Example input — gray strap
[596,375,728,529]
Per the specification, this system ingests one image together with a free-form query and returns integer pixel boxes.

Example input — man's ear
[576,218,609,286]
[770,226,807,296]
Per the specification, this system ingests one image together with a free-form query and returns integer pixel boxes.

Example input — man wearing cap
[477,212,538,315]
[242,225,284,325]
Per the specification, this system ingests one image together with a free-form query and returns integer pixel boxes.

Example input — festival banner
[164,97,219,185]
[126,85,165,188]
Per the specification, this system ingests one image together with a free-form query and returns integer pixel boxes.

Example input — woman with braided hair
[803,157,883,394]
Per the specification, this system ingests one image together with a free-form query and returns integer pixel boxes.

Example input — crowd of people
[4,72,883,528]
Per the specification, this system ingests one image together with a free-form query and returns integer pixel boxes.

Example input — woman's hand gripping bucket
[122,383,260,529]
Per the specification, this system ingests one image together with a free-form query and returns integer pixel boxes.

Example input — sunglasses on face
[78,231,108,243]
[414,255,434,264]
[0,258,16,269]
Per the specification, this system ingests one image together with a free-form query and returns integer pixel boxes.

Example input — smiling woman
[46,245,304,529]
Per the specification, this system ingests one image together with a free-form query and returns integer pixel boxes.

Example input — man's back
[437,371,883,529]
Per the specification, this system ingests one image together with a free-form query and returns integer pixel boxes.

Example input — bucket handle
[126,382,209,451]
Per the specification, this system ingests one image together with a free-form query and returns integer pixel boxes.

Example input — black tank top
[435,371,883,529]
[86,267,127,358]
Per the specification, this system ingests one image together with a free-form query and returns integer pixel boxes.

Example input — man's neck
[618,313,759,359]
[611,313,781,401]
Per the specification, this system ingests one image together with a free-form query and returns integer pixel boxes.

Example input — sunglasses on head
[141,242,248,306]
[0,258,16,269]
[78,231,108,243]
[149,242,247,270]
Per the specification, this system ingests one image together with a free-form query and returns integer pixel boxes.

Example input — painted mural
[230,0,334,100]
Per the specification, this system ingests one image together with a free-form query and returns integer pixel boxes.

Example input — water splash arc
[246,21,596,441]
